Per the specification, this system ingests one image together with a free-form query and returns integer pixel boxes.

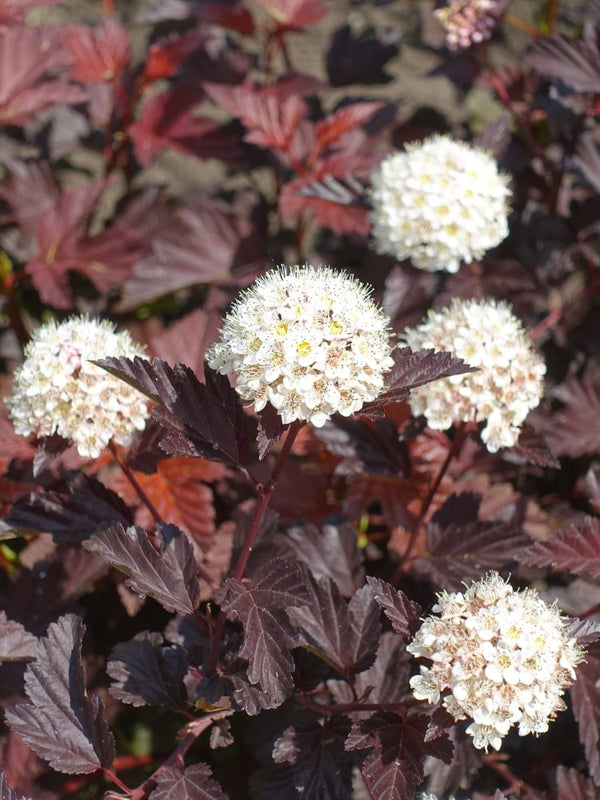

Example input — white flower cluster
[403,298,545,452]
[435,0,502,50]
[206,265,394,427]
[408,572,584,751]
[369,136,510,272]
[6,316,148,458]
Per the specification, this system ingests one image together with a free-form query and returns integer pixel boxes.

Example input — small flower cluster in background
[403,298,546,451]
[206,265,394,427]
[435,0,505,50]
[369,135,511,272]
[408,572,584,751]
[6,317,148,458]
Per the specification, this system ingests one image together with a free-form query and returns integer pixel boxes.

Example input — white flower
[369,135,510,272]
[435,0,503,51]
[206,265,394,427]
[407,572,585,751]
[402,298,546,452]
[6,316,148,458]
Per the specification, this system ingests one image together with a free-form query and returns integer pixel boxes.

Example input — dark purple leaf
[570,641,600,784]
[85,523,201,615]
[97,357,249,469]
[315,417,410,477]
[361,347,476,418]
[290,578,380,675]
[526,34,600,92]
[107,631,188,710]
[5,615,115,774]
[256,403,287,460]
[555,765,597,800]
[327,24,400,86]
[4,472,133,543]
[149,763,228,800]
[0,611,36,662]
[573,131,600,194]
[366,577,421,639]
[519,517,600,581]
[503,423,560,469]
[345,713,452,800]
[273,520,364,597]
[216,559,310,706]
[269,715,353,799]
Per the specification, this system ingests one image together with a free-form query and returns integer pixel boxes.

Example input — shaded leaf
[85,523,201,615]
[5,615,115,774]
[4,472,133,543]
[107,631,188,710]
[256,403,288,460]
[274,519,365,597]
[97,357,249,469]
[0,771,33,800]
[556,765,597,800]
[573,131,600,194]
[345,713,452,800]
[130,87,244,166]
[216,559,309,706]
[527,33,600,92]
[327,24,400,87]
[0,611,36,662]
[65,17,131,84]
[315,101,385,150]
[315,417,410,477]
[504,423,560,469]
[570,641,600,784]
[149,763,228,800]
[362,347,476,418]
[519,516,600,581]
[366,577,421,639]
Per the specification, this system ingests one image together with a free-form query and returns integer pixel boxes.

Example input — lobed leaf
[65,17,131,84]
[526,33,600,92]
[5,615,115,774]
[97,356,249,469]
[216,559,310,706]
[570,641,600,784]
[366,577,421,639]
[556,765,597,800]
[85,523,201,615]
[519,516,600,581]
[149,763,228,800]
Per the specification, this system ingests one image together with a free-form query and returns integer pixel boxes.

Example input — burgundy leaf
[270,715,352,798]
[0,26,86,125]
[0,611,36,662]
[149,763,228,800]
[255,0,325,32]
[570,641,600,784]
[555,765,597,800]
[65,17,131,84]
[85,523,201,615]
[345,713,452,800]
[130,87,244,166]
[4,472,133,543]
[315,417,410,478]
[4,615,115,774]
[107,631,188,710]
[316,101,385,150]
[361,347,476,418]
[534,363,600,458]
[97,356,249,468]
[366,577,421,639]
[256,403,288,460]
[519,517,600,581]
[418,510,530,591]
[204,76,317,151]
[274,519,365,597]
[526,33,600,92]
[573,131,600,194]
[504,423,560,469]
[193,1,255,35]
[327,24,400,87]
[290,577,380,675]
[144,33,207,81]
[216,559,310,706]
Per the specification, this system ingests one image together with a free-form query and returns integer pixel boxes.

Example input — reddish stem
[109,441,163,525]
[391,422,468,585]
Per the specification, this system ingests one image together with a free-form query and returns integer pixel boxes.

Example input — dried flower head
[206,265,394,427]
[407,572,584,751]
[435,0,504,50]
[369,135,510,272]
[6,316,148,458]
[402,298,545,452]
